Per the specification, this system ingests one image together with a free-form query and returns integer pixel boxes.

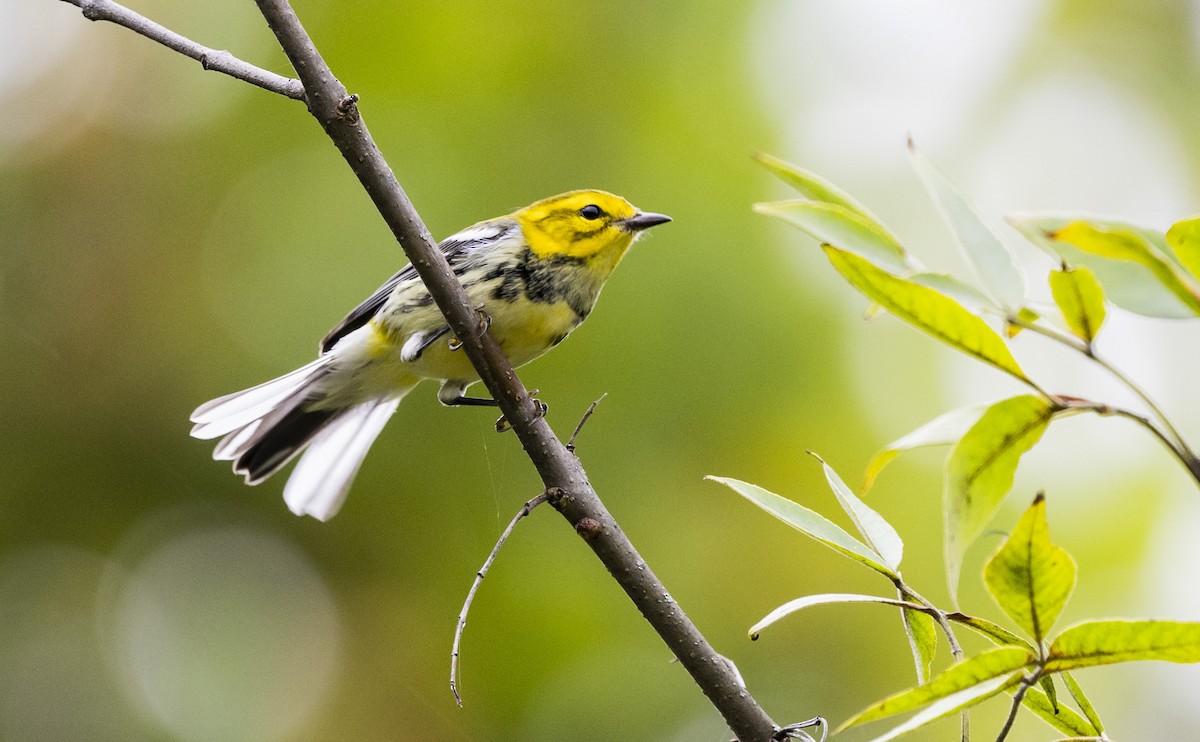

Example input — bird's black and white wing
[319,220,518,353]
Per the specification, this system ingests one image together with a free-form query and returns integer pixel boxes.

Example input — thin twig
[1013,315,1200,473]
[1057,399,1200,484]
[897,583,968,742]
[58,0,306,100]
[566,393,607,452]
[451,490,555,706]
[995,675,1035,742]
[898,584,964,660]
[769,716,827,742]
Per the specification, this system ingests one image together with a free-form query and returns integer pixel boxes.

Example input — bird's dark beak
[620,212,672,232]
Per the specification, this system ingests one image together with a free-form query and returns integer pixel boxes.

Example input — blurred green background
[5,0,1200,739]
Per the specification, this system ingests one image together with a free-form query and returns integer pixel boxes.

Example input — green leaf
[748,592,918,639]
[1062,671,1105,734]
[753,152,889,227]
[707,477,898,579]
[909,272,1002,313]
[909,141,1026,310]
[823,246,1030,383]
[945,395,1059,600]
[1165,216,1200,280]
[863,402,991,494]
[901,603,938,684]
[1040,674,1060,712]
[1053,221,1200,315]
[1046,620,1200,672]
[840,646,1033,730]
[983,493,1077,644]
[755,200,912,274]
[863,672,1024,742]
[1049,265,1107,344]
[810,452,903,569]
[947,612,1038,653]
[1020,684,1100,737]
[1009,213,1200,318]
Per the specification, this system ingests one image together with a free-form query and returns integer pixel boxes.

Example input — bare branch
[567,393,607,452]
[451,489,557,706]
[59,0,785,737]
[59,0,305,100]
[250,3,781,736]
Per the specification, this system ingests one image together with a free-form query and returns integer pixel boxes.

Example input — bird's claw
[494,392,548,433]
[447,311,490,352]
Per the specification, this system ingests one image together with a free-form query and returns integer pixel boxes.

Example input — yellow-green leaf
[983,493,1077,644]
[1010,213,1200,318]
[753,151,889,227]
[947,612,1037,653]
[860,673,1024,742]
[812,452,903,569]
[1053,221,1199,311]
[748,592,917,639]
[755,200,911,274]
[1062,671,1105,734]
[840,646,1033,731]
[910,142,1026,309]
[823,246,1029,383]
[902,602,938,684]
[707,476,898,579]
[1019,684,1100,737]
[1046,620,1200,672]
[1040,674,1060,713]
[909,272,1002,313]
[1166,216,1200,281]
[1006,307,1040,339]
[1049,265,1106,343]
[945,396,1060,600]
[863,403,991,494]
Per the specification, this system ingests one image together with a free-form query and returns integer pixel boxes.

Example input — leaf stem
[896,583,969,742]
[899,584,964,660]
[1012,316,1200,484]
[994,671,1039,742]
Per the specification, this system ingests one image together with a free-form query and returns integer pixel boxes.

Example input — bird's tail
[190,358,414,521]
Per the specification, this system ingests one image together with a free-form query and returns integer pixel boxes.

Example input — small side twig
[58,0,306,100]
[769,717,827,742]
[995,674,1037,742]
[450,489,560,706]
[566,393,607,452]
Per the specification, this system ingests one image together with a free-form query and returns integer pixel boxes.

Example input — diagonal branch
[249,2,781,737]
[56,0,785,738]
[58,0,306,100]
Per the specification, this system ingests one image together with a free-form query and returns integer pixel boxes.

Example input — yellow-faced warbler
[191,190,670,520]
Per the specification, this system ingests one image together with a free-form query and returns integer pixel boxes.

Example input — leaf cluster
[755,147,1200,599]
[718,149,1200,740]
[710,474,1200,741]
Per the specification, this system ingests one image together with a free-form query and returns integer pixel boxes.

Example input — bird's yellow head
[515,190,670,268]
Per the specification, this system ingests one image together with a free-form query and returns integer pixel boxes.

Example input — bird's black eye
[579,204,604,220]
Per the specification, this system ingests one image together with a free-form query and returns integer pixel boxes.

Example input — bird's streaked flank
[191,190,670,520]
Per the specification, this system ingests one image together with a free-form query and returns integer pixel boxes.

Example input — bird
[190,189,670,521]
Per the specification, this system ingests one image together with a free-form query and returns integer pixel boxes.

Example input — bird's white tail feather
[212,420,262,461]
[190,358,329,440]
[283,395,404,521]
